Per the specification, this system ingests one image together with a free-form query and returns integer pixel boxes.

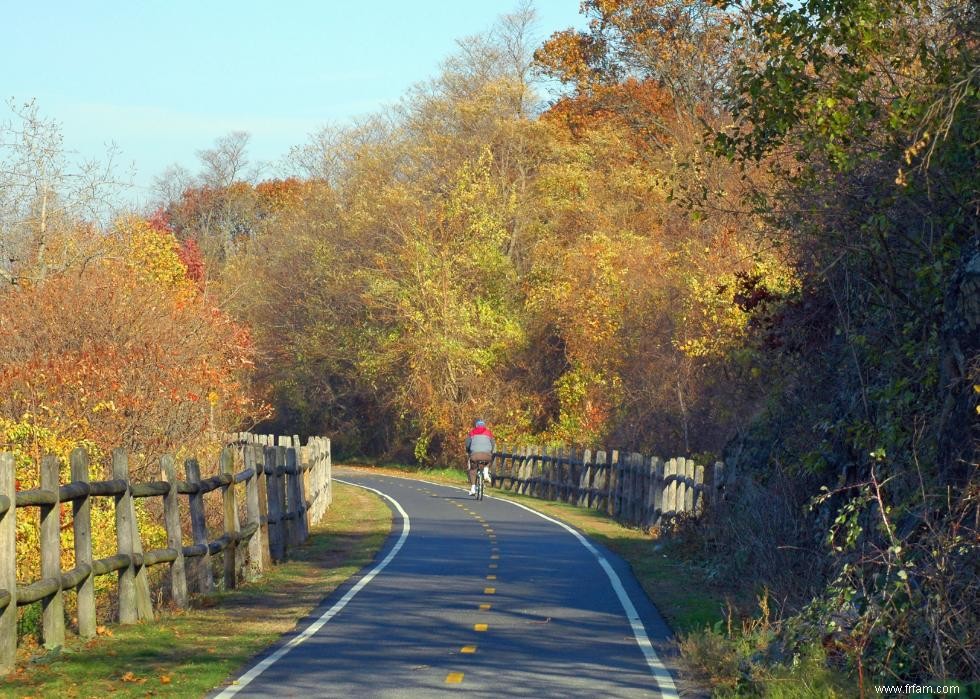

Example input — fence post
[305,440,317,525]
[514,446,525,495]
[524,446,533,495]
[625,453,639,524]
[324,437,333,509]
[311,439,322,523]
[297,445,310,541]
[547,446,556,499]
[535,446,545,499]
[632,454,644,524]
[275,444,291,554]
[694,462,705,515]
[611,451,623,519]
[585,449,606,510]
[627,451,636,520]
[123,465,154,621]
[254,445,271,567]
[608,451,620,515]
[220,447,240,589]
[113,449,138,623]
[542,447,551,499]
[0,454,15,673]
[284,447,303,547]
[556,447,566,501]
[525,446,536,496]
[185,458,214,594]
[646,457,663,529]
[39,455,65,648]
[565,448,577,504]
[244,445,266,579]
[665,458,679,517]
[161,455,187,608]
[577,449,592,508]
[672,458,685,514]
[489,444,500,489]
[553,447,562,501]
[312,438,323,523]
[70,448,96,637]
[553,447,563,501]
[299,444,312,535]
[683,459,694,513]
[265,446,286,562]
[638,454,648,524]
[524,446,534,496]
[532,446,543,498]
[532,446,548,498]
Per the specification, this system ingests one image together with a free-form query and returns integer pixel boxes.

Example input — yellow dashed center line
[446,672,464,684]
[490,554,499,559]
[461,645,477,654]
[479,603,491,610]
[484,587,496,594]
[474,623,488,632]
[486,575,497,580]
[488,563,497,569]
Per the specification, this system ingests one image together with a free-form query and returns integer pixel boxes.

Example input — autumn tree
[0,99,128,284]
[703,0,980,683]
[153,131,271,272]
[0,215,266,475]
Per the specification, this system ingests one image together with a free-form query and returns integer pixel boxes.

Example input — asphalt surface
[212,469,691,698]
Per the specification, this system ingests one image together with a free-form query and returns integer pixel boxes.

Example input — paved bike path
[213,469,690,698]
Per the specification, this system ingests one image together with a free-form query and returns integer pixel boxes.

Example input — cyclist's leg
[467,458,477,494]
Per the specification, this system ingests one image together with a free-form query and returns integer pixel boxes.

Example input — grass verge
[0,481,391,698]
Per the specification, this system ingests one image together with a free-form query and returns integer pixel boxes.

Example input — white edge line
[501,497,679,698]
[213,479,410,698]
[353,470,679,698]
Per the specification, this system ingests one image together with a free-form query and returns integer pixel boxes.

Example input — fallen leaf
[160,675,172,684]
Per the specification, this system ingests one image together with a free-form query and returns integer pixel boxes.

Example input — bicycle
[469,455,491,500]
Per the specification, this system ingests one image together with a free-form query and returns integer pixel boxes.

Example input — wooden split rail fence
[490,445,729,528]
[0,432,331,674]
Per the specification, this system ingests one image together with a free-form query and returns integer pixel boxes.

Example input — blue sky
[2,1,585,206]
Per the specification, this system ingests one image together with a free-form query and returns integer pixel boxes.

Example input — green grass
[0,482,392,698]
[345,461,469,484]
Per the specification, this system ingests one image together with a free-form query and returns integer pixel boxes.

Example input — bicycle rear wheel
[476,467,484,500]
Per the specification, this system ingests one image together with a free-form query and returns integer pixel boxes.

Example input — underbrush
[679,591,856,698]
[676,461,979,696]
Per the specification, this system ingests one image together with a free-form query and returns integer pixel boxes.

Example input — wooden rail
[0,432,332,674]
[489,444,729,528]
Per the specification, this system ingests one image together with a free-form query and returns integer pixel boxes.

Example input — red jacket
[466,425,495,454]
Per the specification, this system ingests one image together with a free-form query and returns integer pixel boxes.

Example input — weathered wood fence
[490,445,728,528]
[0,432,331,674]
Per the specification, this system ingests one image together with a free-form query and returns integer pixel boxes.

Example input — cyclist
[465,419,495,497]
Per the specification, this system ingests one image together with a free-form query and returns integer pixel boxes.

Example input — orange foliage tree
[0,216,267,480]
